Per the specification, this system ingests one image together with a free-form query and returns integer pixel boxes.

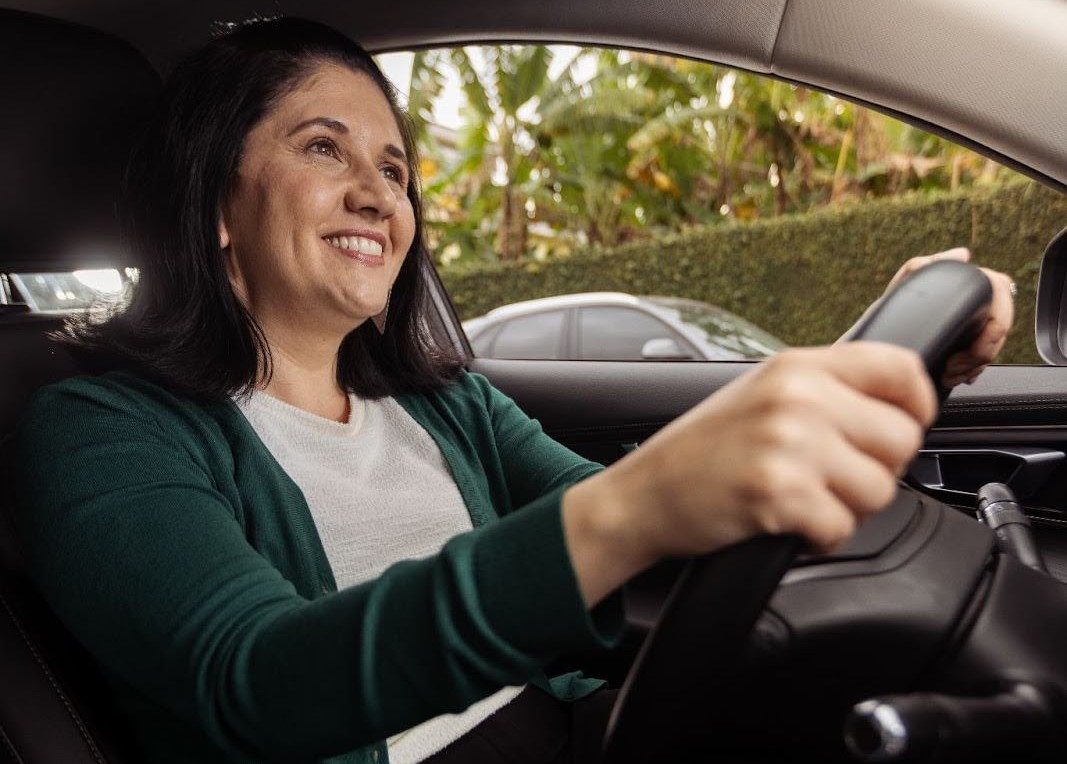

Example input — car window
[393,44,1050,365]
[6,270,127,313]
[361,49,1055,365]
[489,310,567,359]
[577,306,690,360]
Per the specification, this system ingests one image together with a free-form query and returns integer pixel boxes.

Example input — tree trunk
[496,184,527,260]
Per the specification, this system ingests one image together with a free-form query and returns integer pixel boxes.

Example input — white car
[463,292,786,361]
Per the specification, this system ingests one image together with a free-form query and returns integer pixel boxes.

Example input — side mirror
[1035,226,1067,364]
[641,337,695,360]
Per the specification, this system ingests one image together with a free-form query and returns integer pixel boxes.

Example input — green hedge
[441,181,1067,364]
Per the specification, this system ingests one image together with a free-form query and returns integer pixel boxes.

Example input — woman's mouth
[324,235,385,266]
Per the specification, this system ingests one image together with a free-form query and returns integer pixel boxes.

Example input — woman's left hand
[888,247,1015,387]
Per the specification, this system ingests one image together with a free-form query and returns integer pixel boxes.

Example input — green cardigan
[12,370,623,764]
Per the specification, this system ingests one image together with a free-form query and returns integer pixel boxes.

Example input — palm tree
[434,46,554,260]
[407,44,1016,264]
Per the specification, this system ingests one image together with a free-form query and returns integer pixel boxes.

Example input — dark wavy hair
[66,16,463,400]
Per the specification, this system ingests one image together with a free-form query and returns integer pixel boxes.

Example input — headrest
[0,9,160,272]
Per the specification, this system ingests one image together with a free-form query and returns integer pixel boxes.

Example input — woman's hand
[888,248,1014,386]
[562,342,937,606]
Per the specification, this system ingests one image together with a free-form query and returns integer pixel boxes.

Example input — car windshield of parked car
[643,296,787,359]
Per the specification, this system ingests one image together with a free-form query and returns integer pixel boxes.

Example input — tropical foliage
[399,46,1017,265]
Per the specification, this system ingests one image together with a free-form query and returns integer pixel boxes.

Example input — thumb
[889,247,971,288]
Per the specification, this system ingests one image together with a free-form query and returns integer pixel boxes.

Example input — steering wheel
[599,260,993,764]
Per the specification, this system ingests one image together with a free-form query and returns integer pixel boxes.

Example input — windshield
[643,296,787,359]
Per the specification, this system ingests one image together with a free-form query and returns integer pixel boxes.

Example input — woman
[12,16,1014,764]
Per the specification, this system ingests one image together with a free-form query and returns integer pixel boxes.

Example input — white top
[235,391,523,764]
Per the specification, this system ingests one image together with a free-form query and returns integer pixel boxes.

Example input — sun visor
[0,10,160,272]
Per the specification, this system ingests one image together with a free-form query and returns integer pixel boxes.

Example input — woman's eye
[381,165,406,185]
[307,138,340,159]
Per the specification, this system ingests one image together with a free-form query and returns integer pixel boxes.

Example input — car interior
[2,1,1067,762]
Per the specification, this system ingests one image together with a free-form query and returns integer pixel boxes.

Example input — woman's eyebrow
[287,116,348,136]
[383,144,408,164]
[287,117,407,163]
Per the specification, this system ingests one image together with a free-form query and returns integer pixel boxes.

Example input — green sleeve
[468,371,606,511]
[11,378,617,763]
[464,373,625,644]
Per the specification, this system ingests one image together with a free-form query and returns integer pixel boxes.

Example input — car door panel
[470,357,749,438]
[931,366,1067,576]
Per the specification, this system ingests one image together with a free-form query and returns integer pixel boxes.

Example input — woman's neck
[258,331,351,423]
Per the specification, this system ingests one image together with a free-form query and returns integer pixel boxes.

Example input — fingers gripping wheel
[839,259,994,399]
[599,260,992,764]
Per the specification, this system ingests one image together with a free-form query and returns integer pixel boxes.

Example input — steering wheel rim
[599,260,994,764]
[600,535,803,763]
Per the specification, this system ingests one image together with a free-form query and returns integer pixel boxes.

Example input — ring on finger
[1008,280,1018,298]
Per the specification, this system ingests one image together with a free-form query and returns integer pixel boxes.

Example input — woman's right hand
[561,342,938,607]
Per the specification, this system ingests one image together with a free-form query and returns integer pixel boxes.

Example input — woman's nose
[344,159,398,219]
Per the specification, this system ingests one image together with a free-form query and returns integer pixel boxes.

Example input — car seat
[0,9,159,762]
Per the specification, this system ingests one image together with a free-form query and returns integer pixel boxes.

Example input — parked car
[1,0,1066,763]
[462,292,787,361]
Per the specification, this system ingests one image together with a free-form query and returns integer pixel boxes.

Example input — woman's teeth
[325,235,384,256]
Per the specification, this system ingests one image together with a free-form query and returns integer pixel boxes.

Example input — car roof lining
[4,0,1065,191]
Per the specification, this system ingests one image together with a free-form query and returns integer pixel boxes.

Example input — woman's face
[220,62,415,341]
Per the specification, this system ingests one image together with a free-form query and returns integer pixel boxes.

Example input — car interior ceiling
[2,0,1065,192]
[4,2,1067,763]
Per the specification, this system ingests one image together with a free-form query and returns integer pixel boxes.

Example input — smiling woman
[62,17,459,404]
[9,13,1014,764]
[220,63,419,419]
[15,17,625,764]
